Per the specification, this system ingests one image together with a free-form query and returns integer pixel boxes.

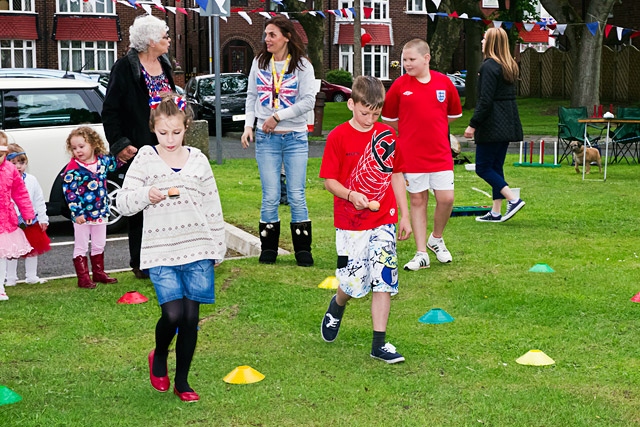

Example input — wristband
[347,190,352,202]
[273,114,280,123]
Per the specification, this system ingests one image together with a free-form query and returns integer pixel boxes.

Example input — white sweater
[116,146,226,269]
[14,173,49,224]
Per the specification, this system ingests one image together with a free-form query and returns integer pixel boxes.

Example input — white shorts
[335,224,398,298]
[404,171,454,193]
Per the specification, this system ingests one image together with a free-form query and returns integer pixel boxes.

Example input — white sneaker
[25,277,47,284]
[0,293,9,301]
[403,252,430,271]
[427,234,452,263]
[4,280,17,287]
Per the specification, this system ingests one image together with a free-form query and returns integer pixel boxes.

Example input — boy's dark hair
[350,75,385,110]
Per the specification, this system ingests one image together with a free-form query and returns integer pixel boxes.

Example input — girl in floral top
[62,126,119,289]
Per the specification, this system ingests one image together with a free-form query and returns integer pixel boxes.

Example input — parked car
[0,68,108,96]
[447,73,466,97]
[0,78,126,232]
[320,80,351,102]
[184,73,248,134]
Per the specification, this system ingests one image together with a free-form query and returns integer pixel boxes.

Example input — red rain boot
[90,253,118,284]
[73,256,96,289]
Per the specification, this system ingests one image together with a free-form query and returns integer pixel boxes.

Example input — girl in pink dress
[0,131,35,301]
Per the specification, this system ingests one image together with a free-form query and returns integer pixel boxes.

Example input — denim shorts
[149,259,215,306]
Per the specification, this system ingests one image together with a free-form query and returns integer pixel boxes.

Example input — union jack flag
[256,69,299,109]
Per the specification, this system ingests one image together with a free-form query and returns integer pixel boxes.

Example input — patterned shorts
[335,223,398,298]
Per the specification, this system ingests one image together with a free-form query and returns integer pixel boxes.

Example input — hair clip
[174,96,186,111]
[149,96,162,109]
[6,151,25,160]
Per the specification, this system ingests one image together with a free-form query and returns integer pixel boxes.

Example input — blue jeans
[475,142,510,200]
[255,130,309,223]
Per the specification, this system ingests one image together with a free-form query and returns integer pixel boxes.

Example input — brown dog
[569,140,602,174]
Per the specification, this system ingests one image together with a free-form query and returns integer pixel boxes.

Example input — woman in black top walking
[464,27,524,223]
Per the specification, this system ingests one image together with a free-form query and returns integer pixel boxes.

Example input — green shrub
[325,69,353,88]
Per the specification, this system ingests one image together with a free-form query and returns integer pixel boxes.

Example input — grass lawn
[2,155,640,426]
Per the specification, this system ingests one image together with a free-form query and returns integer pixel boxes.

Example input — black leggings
[153,297,200,392]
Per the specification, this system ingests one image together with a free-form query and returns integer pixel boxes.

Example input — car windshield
[199,75,247,97]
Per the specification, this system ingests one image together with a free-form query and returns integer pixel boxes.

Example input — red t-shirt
[320,121,400,231]
[381,71,462,173]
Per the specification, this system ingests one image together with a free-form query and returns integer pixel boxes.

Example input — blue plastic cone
[419,308,454,324]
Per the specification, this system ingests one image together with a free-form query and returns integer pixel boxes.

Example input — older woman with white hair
[102,14,176,279]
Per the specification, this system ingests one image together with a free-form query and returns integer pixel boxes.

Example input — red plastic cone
[630,292,640,303]
[117,291,149,304]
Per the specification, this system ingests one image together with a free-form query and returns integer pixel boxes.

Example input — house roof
[53,15,120,42]
[520,25,550,43]
[292,20,308,44]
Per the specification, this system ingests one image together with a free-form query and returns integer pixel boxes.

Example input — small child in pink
[5,143,51,286]
[0,132,35,301]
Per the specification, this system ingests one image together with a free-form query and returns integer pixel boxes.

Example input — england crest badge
[436,90,446,102]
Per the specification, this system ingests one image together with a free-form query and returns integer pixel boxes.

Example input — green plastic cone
[0,385,22,406]
[529,263,555,273]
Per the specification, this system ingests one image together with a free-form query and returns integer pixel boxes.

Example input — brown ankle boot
[90,253,118,284]
[73,256,96,289]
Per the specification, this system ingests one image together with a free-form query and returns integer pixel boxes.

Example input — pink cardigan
[0,160,35,234]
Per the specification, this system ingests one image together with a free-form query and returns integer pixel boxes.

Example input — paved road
[208,132,327,160]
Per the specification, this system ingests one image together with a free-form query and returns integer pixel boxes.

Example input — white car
[1,78,125,232]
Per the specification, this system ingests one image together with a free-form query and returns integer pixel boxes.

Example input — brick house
[0,1,637,88]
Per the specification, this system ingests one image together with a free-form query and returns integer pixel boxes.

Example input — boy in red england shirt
[382,38,462,271]
[319,76,411,364]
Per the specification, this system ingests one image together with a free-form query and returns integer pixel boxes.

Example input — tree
[284,0,326,79]
[539,0,618,107]
[353,0,362,77]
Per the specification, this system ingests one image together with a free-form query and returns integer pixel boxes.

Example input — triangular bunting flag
[281,12,289,19]
[196,0,208,10]
[503,21,513,30]
[165,5,176,14]
[348,7,357,18]
[316,11,326,18]
[258,11,271,19]
[493,20,502,28]
[631,31,640,39]
[238,11,252,25]
[524,23,535,31]
[605,24,613,38]
[514,22,523,31]
[140,3,152,14]
[556,23,567,35]
[449,11,459,19]
[363,7,373,19]
[616,26,623,41]
[432,0,441,9]
[215,0,227,15]
[428,13,436,21]
[482,19,492,26]
[586,21,599,36]
[177,7,188,15]
[459,13,468,19]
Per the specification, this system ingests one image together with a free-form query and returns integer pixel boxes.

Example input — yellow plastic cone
[516,349,555,366]
[317,276,339,289]
[223,366,265,384]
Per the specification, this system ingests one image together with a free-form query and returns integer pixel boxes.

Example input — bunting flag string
[121,1,640,41]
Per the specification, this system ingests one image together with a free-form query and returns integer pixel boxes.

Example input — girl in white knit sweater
[117,92,226,402]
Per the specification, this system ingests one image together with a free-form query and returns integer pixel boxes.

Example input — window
[0,40,36,68]
[57,0,115,14]
[406,0,427,14]
[338,0,389,21]
[0,0,34,11]
[59,40,116,72]
[2,90,101,129]
[482,0,499,8]
[338,45,390,80]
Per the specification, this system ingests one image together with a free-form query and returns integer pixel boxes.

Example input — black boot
[259,221,280,264]
[291,221,314,267]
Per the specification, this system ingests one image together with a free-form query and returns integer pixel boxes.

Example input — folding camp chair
[611,107,640,164]
[557,106,604,165]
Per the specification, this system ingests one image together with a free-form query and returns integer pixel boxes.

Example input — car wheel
[106,179,127,234]
[333,93,347,102]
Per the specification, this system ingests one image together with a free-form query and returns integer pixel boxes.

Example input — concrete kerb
[225,223,289,257]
